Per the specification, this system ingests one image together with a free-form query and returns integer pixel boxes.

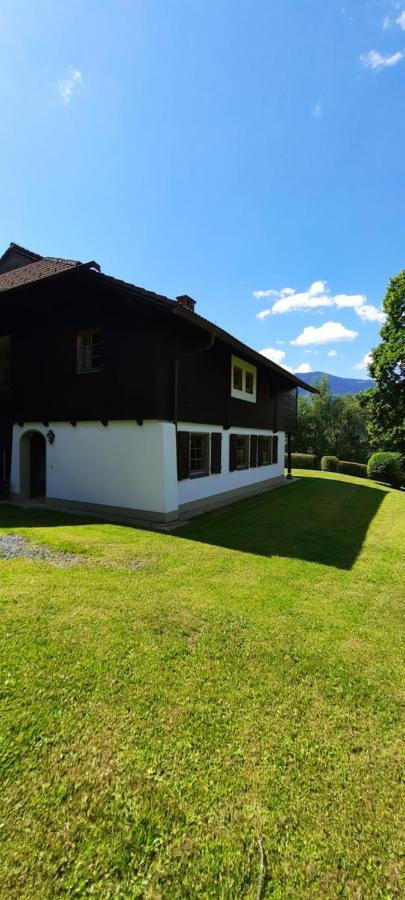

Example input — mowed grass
[0,471,404,899]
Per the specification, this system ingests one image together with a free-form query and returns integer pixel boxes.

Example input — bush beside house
[285,451,403,485]
[321,456,339,472]
[337,461,368,478]
[286,453,318,470]
[367,452,403,487]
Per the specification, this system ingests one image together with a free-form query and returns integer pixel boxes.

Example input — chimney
[176,294,196,312]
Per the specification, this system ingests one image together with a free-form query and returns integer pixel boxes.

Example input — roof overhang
[171,304,319,393]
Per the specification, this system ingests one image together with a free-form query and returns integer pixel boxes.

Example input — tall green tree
[294,377,370,462]
[361,270,405,454]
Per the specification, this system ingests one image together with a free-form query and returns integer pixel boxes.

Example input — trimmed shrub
[337,461,367,479]
[285,453,318,470]
[367,452,403,488]
[321,455,339,472]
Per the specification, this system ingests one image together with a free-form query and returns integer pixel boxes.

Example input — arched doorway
[20,431,46,501]
[30,432,46,498]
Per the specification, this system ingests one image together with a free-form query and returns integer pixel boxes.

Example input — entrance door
[30,433,46,498]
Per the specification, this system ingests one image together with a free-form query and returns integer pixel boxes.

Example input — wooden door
[30,433,46,498]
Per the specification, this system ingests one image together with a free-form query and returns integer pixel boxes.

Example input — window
[77,330,102,373]
[261,437,272,465]
[245,371,254,394]
[177,431,221,480]
[233,366,243,391]
[236,436,249,469]
[230,434,250,471]
[231,355,257,403]
[190,434,209,477]
[0,335,11,390]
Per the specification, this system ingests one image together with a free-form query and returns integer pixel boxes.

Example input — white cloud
[397,11,405,29]
[291,321,358,346]
[360,50,404,70]
[354,352,373,371]
[253,280,385,328]
[267,281,334,315]
[334,293,365,308]
[253,289,279,299]
[327,349,337,357]
[294,362,312,374]
[355,304,386,324]
[59,68,83,104]
[383,15,391,29]
[259,347,285,364]
[253,281,368,316]
[276,339,285,345]
[312,100,322,118]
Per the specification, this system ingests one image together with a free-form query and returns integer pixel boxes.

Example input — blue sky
[1,0,404,378]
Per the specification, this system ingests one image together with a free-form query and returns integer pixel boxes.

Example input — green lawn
[0,471,404,898]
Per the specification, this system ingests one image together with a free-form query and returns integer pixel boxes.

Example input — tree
[293,377,370,462]
[360,270,405,454]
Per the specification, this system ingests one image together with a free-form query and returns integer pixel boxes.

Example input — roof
[0,241,317,393]
[94,270,317,392]
[0,241,101,293]
[170,304,318,393]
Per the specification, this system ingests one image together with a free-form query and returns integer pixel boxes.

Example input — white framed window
[190,433,210,477]
[231,355,257,403]
[235,435,249,469]
[77,330,102,374]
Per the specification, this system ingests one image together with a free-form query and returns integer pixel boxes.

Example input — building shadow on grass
[0,476,389,570]
[179,477,388,570]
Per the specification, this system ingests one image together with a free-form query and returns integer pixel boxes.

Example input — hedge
[285,453,318,470]
[321,455,339,472]
[367,452,403,488]
[337,461,367,478]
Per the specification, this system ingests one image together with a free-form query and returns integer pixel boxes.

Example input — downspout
[173,330,216,427]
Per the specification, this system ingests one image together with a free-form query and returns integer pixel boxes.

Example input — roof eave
[0,260,100,296]
[171,305,319,393]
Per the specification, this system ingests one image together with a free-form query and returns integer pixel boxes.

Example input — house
[0,242,316,522]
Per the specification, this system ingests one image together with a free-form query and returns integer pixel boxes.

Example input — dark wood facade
[0,260,309,481]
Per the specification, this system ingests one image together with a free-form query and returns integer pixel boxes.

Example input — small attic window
[77,330,102,373]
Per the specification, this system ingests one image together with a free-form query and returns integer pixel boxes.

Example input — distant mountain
[297,371,375,395]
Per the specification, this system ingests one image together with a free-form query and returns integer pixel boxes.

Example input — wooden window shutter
[211,433,222,474]
[250,435,258,467]
[229,434,237,471]
[257,436,264,467]
[272,435,278,464]
[177,431,190,480]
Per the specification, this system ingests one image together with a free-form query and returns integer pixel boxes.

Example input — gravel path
[0,534,85,567]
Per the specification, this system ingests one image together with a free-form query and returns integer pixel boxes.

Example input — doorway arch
[20,431,46,500]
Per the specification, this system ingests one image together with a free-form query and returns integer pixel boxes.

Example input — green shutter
[250,435,258,467]
[272,435,279,464]
[257,436,264,467]
[211,433,222,474]
[177,431,190,480]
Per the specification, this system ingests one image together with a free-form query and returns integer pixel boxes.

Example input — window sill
[76,368,103,375]
[230,389,256,404]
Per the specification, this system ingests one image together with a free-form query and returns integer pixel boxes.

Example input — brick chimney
[176,294,196,312]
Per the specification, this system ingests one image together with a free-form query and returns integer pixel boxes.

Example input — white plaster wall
[177,423,285,505]
[11,421,178,514]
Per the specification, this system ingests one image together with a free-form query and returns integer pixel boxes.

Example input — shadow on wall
[0,476,388,571]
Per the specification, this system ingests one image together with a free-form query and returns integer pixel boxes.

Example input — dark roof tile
[0,256,81,293]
